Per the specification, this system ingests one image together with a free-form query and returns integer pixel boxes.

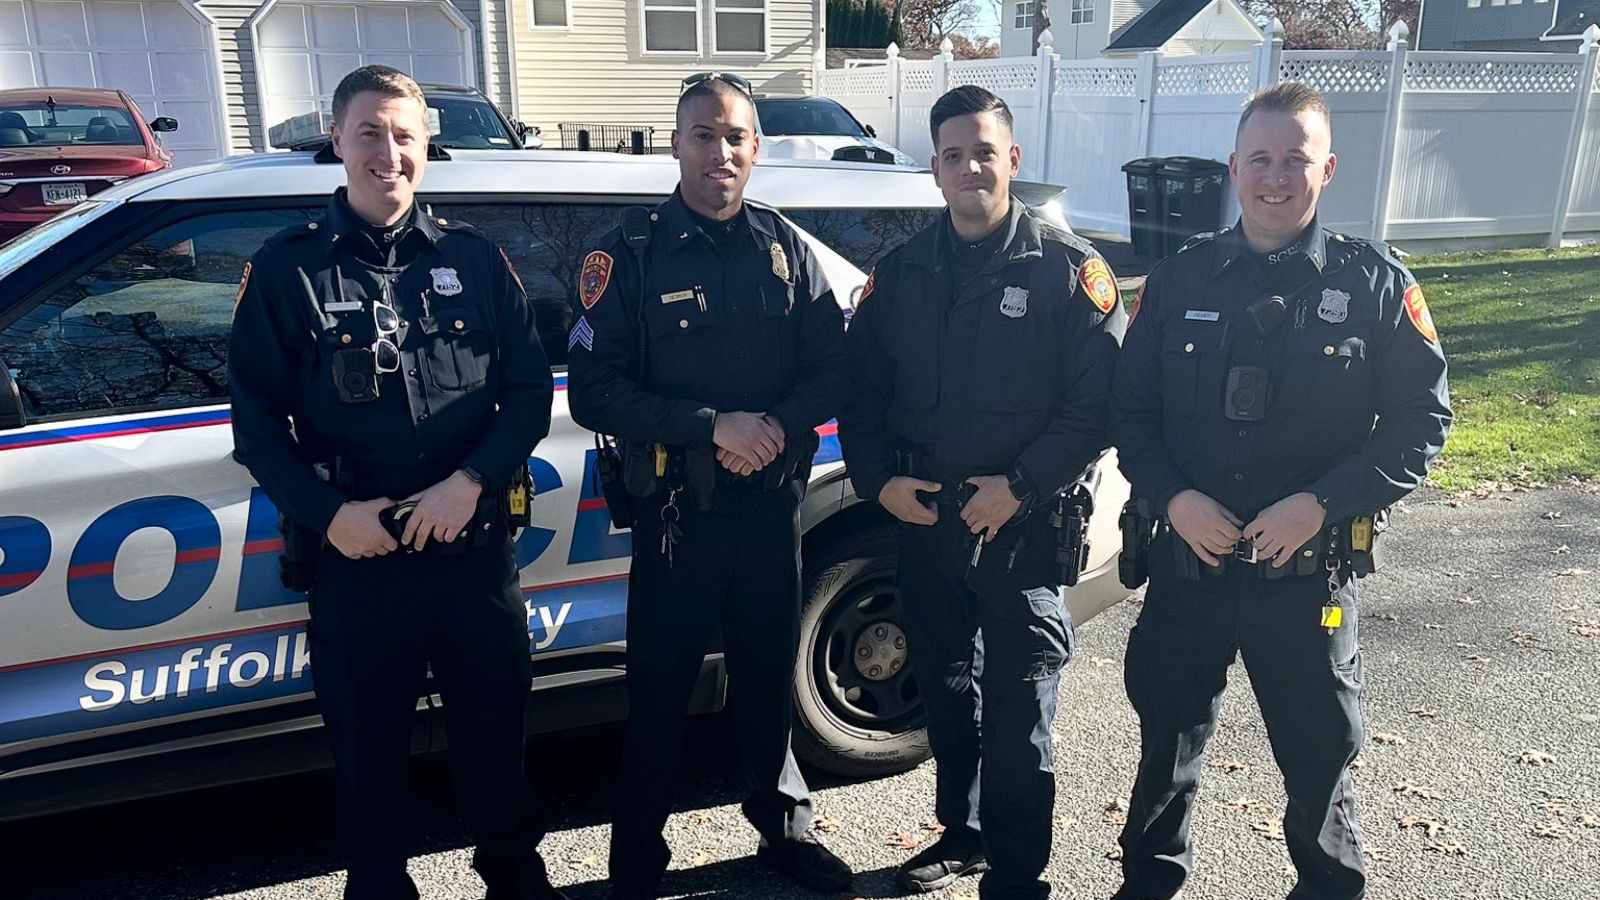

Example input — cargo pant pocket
[1022,586,1073,680]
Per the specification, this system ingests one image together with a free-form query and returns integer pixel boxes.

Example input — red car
[0,87,178,244]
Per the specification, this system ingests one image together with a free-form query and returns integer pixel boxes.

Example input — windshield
[756,100,866,138]
[0,201,116,284]
[427,96,517,149]
[0,103,141,148]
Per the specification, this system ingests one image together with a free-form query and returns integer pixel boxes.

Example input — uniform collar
[321,187,443,251]
[657,189,770,254]
[903,196,1040,272]
[1213,216,1327,277]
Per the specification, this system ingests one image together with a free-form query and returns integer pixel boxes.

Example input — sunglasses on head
[680,72,753,96]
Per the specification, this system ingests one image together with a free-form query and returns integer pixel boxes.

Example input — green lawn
[1412,246,1600,492]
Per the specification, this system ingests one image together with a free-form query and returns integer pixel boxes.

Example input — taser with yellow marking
[1321,604,1344,630]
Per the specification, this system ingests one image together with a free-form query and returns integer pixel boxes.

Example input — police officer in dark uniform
[1108,83,1451,900]
[564,73,852,899]
[839,86,1126,900]
[228,66,562,900]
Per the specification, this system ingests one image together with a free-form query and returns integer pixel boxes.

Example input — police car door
[0,205,322,765]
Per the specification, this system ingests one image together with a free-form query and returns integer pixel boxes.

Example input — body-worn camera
[1225,365,1271,421]
[332,348,380,403]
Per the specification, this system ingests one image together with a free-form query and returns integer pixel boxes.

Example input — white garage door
[256,1,473,143]
[0,0,225,164]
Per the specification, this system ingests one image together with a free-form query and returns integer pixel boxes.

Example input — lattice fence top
[1279,55,1390,94]
[1054,63,1139,97]
[1404,57,1579,93]
[1155,59,1253,96]
[821,67,889,96]
[950,59,1038,95]
[901,64,936,93]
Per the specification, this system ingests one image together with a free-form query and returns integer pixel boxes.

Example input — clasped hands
[1166,489,1325,568]
[324,469,484,559]
[713,411,787,477]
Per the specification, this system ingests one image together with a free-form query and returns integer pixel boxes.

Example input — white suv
[0,149,1130,820]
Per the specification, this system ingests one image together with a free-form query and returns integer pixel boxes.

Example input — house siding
[1111,0,1158,31]
[1417,0,1564,50]
[510,0,819,140]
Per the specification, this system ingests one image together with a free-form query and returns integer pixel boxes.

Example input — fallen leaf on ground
[1572,622,1600,638]
[1426,840,1466,856]
[1520,749,1555,766]
[1509,630,1537,645]
[1399,815,1449,838]
[1423,623,1444,631]
[1542,511,1563,520]
[1372,732,1406,746]
[1410,705,1440,719]
[1556,568,1592,577]
[1534,821,1567,839]
[1103,799,1129,825]
[689,852,713,867]
[1553,544,1572,555]
[1464,654,1493,665]
[566,855,600,871]
[1207,757,1248,773]
[888,831,922,851]
[1578,813,1600,828]
[1104,846,1124,861]
[811,814,840,834]
[921,821,946,835]
[687,811,713,825]
[1055,815,1078,828]
[1218,798,1274,817]
[1363,847,1393,862]
[1251,820,1285,842]
[1538,797,1569,812]
[1394,780,1442,800]
[1457,597,1480,606]
[1088,656,1118,668]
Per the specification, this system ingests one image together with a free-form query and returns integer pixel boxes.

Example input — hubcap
[852,622,908,682]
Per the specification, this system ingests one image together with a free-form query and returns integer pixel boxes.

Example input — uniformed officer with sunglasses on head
[228,65,562,900]
[566,71,853,900]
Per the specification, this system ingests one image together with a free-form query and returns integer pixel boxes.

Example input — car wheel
[793,524,930,777]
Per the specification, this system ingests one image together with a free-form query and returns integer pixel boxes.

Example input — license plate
[42,182,87,206]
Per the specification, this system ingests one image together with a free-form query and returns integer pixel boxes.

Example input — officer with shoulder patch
[564,73,852,899]
[228,66,562,900]
[838,85,1127,900]
[1108,83,1451,900]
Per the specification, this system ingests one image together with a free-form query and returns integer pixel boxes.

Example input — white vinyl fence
[821,21,1600,247]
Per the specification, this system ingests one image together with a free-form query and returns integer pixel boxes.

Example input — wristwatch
[459,466,485,485]
[1006,467,1035,503]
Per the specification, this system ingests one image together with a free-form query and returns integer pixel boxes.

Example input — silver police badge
[430,267,464,297]
[1000,286,1029,319]
[1318,288,1350,324]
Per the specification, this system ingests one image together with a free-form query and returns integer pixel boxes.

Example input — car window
[0,103,141,147]
[783,208,941,273]
[427,96,517,150]
[430,201,627,367]
[0,208,315,420]
[756,100,865,138]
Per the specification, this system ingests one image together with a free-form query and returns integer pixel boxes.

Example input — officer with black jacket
[1108,83,1451,900]
[228,66,560,900]
[564,74,852,899]
[839,86,1126,900]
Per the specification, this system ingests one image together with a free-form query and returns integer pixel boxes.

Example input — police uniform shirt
[229,189,554,531]
[1109,219,1452,524]
[840,200,1128,504]
[565,190,849,446]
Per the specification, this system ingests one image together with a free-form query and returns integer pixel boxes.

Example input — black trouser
[897,512,1073,900]
[609,485,812,896]
[309,530,549,900]
[1116,533,1366,900]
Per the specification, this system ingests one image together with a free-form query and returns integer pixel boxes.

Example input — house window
[714,0,766,53]
[1466,0,1481,7]
[1014,0,1033,30]
[1070,0,1094,25]
[530,0,569,27]
[644,0,699,52]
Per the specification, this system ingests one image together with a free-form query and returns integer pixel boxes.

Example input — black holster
[1119,497,1158,589]
[595,434,636,529]
[1051,481,1095,588]
[278,513,322,594]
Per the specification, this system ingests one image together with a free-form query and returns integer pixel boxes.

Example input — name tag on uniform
[660,289,694,304]
[323,300,363,313]
[1184,310,1221,322]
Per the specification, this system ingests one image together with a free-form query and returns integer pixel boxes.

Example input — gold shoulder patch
[579,250,613,310]
[1403,283,1438,344]
[1079,257,1117,314]
[233,261,252,314]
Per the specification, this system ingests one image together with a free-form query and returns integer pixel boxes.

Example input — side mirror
[514,120,530,139]
[0,361,25,430]
[864,124,877,138]
[150,117,179,133]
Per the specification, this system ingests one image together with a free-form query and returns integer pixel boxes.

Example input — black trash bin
[1156,156,1229,257]
[1120,157,1165,259]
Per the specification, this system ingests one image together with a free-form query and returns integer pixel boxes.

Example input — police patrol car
[0,148,1131,820]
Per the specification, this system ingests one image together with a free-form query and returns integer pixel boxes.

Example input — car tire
[793,524,931,777]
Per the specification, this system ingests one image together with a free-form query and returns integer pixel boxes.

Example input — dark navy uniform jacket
[840,200,1128,505]
[565,190,848,446]
[229,189,553,532]
[1110,220,1452,524]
